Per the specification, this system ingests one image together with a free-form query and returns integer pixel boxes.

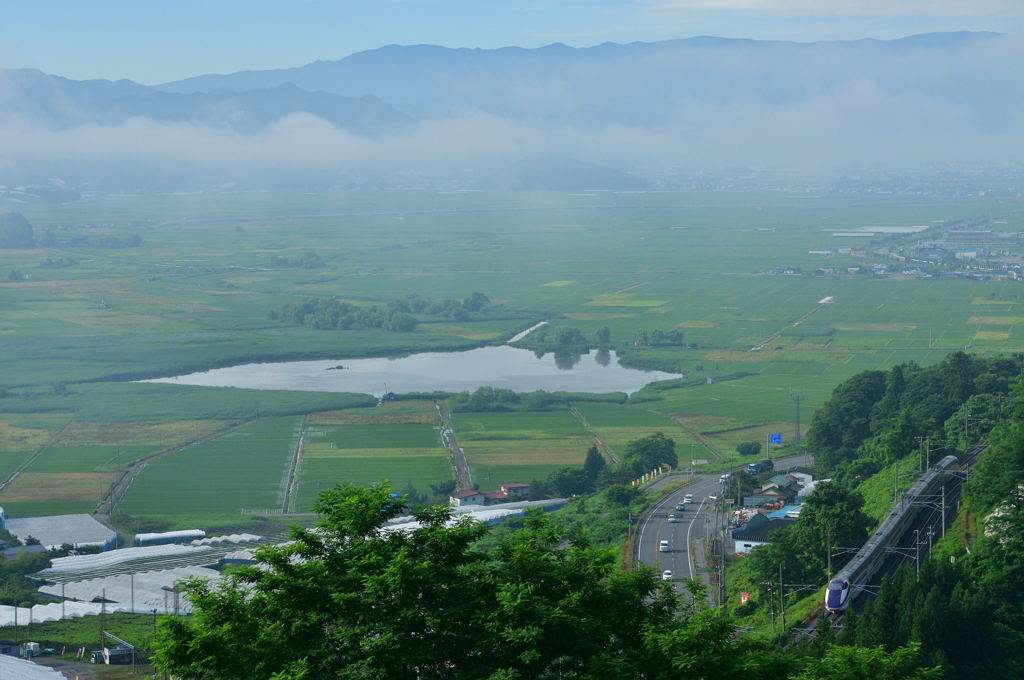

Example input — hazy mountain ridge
[0,69,412,134]
[151,31,1009,124]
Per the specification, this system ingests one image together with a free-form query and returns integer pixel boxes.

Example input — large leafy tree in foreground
[154,483,937,680]
[154,483,782,679]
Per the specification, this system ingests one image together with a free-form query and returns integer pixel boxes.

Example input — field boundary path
[95,420,251,524]
[567,405,618,464]
[750,295,834,351]
[638,408,724,462]
[281,415,308,512]
[436,400,472,490]
[0,418,73,493]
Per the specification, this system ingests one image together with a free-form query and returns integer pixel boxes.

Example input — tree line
[270,292,495,333]
[806,352,1021,479]
[528,433,678,499]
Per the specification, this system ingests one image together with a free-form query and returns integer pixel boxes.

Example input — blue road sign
[769,433,782,445]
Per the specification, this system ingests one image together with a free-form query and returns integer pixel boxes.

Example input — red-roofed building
[450,483,532,507]
[500,483,531,497]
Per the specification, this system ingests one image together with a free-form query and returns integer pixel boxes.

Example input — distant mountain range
[152,31,1008,125]
[1,31,1008,132]
[0,70,411,134]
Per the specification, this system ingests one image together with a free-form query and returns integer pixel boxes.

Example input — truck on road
[745,458,774,475]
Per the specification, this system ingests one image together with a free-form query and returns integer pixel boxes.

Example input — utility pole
[779,563,786,631]
[826,531,832,578]
[941,485,947,537]
[100,587,106,650]
[964,402,971,446]
[793,394,802,447]
[915,528,920,575]
[719,501,726,608]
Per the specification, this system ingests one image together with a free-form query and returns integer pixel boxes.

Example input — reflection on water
[142,346,678,396]
[553,350,582,370]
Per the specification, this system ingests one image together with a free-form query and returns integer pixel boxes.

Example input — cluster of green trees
[449,386,625,413]
[92,233,142,248]
[270,252,326,269]
[736,441,762,456]
[529,433,679,500]
[528,445,608,498]
[271,297,418,332]
[39,257,78,267]
[153,482,941,680]
[271,292,496,333]
[391,291,492,320]
[531,326,587,347]
[806,352,1020,478]
[635,328,686,347]
[0,212,34,248]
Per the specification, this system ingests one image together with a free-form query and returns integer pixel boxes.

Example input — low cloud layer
[1,33,1021,190]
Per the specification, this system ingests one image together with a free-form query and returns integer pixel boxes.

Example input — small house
[449,490,486,507]
[732,514,797,554]
[500,483,531,498]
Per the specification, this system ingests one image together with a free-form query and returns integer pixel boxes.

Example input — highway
[635,453,812,598]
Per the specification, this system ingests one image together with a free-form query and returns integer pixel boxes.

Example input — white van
[659,540,670,552]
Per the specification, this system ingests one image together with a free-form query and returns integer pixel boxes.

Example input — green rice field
[453,411,592,488]
[118,416,301,516]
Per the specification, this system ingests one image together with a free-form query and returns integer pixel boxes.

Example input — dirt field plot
[308,400,439,425]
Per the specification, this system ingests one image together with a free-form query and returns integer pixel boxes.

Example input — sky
[3,0,1022,84]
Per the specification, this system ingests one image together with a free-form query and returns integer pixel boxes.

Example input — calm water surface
[143,346,678,396]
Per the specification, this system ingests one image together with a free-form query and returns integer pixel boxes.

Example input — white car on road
[662,570,673,581]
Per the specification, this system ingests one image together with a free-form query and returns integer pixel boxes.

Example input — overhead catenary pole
[779,563,786,631]
[941,485,947,537]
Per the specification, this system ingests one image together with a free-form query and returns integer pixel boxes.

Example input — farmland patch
[968,316,1024,325]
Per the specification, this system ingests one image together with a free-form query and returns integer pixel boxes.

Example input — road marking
[686,498,707,579]
[637,486,682,565]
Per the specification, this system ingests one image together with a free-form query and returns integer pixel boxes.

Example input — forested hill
[806,352,1022,479]
[803,351,1024,677]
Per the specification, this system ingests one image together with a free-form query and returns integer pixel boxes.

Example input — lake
[142,346,679,396]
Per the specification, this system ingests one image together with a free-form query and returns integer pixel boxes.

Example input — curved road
[636,454,812,600]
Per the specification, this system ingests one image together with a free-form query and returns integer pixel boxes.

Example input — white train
[824,454,959,612]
